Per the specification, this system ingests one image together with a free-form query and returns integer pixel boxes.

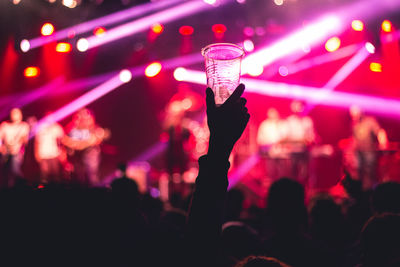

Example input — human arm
[186,84,250,265]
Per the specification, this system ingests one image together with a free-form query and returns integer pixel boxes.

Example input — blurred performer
[0,108,30,187]
[35,113,64,184]
[162,100,192,201]
[350,105,388,190]
[63,109,109,186]
[22,116,41,184]
[257,108,288,180]
[163,100,190,176]
[285,100,315,184]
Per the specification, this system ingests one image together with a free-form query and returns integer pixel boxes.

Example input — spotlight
[212,24,227,34]
[63,0,77,8]
[203,0,217,5]
[325,37,341,52]
[242,15,342,74]
[243,27,254,37]
[77,38,89,52]
[243,39,254,52]
[145,62,162,77]
[173,67,188,81]
[369,62,382,72]
[278,66,289,76]
[247,64,264,77]
[365,42,375,54]
[351,20,364,31]
[94,27,106,37]
[56,42,72,53]
[119,69,132,83]
[179,25,194,36]
[41,23,55,36]
[274,0,283,6]
[381,20,392,33]
[24,67,40,78]
[151,23,164,34]
[20,39,30,52]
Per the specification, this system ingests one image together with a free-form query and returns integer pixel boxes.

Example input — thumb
[206,87,215,111]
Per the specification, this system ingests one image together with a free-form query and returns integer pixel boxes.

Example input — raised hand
[206,84,250,160]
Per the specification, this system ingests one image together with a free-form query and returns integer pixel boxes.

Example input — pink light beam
[81,0,229,51]
[241,15,342,74]
[282,43,360,76]
[25,0,181,51]
[32,70,131,136]
[176,68,400,119]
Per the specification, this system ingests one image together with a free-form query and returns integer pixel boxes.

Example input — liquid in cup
[201,43,245,105]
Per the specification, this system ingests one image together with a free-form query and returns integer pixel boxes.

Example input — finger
[238,97,247,107]
[240,113,250,129]
[206,87,216,111]
[223,84,245,107]
[244,113,250,124]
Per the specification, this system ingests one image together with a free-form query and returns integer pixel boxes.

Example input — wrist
[207,137,233,161]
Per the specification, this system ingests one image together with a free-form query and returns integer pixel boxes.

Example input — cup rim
[201,43,245,61]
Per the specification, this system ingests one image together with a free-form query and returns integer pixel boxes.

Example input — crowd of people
[0,84,399,267]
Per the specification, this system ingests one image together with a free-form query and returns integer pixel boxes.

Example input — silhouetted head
[266,178,307,233]
[235,256,291,267]
[361,213,400,267]
[10,108,23,123]
[372,182,400,214]
[308,193,343,242]
[117,162,127,174]
[222,222,261,261]
[111,177,139,205]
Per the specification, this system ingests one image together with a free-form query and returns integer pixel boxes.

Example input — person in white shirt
[0,108,30,187]
[35,113,65,183]
[284,101,316,185]
[257,108,289,180]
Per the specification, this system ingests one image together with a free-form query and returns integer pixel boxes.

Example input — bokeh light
[55,42,72,53]
[179,25,194,36]
[243,39,254,52]
[119,69,132,83]
[41,23,55,36]
[145,62,162,78]
[20,39,30,53]
[24,67,40,78]
[325,37,341,52]
[77,38,89,52]
[94,27,106,37]
[381,20,392,33]
[173,67,188,81]
[369,62,382,72]
[151,23,164,34]
[351,20,364,31]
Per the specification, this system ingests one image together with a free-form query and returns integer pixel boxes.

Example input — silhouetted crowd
[1,85,399,267]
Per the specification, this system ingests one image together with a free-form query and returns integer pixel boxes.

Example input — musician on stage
[63,108,109,186]
[284,100,315,184]
[257,108,288,180]
[350,105,388,190]
[34,112,65,184]
[0,108,30,187]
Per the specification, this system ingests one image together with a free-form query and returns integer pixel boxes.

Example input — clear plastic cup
[201,43,245,105]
